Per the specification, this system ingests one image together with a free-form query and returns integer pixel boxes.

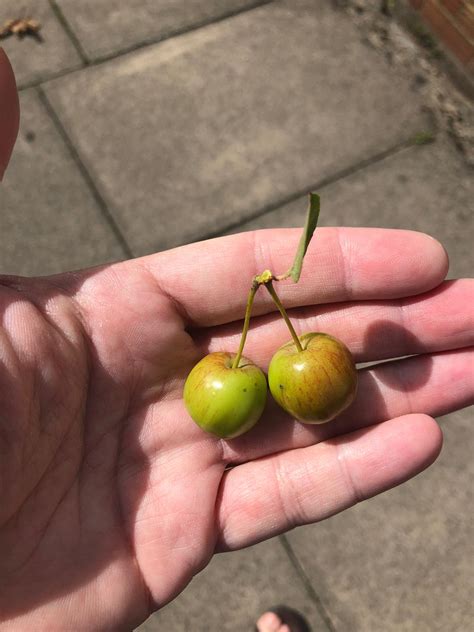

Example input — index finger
[140,227,448,326]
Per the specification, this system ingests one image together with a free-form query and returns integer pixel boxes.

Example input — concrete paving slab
[0,0,82,87]
[56,0,271,62]
[136,538,329,632]
[285,408,474,632]
[0,90,126,276]
[228,137,474,279]
[44,0,432,256]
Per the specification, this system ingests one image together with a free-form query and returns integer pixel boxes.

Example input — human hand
[1,46,472,632]
[0,227,472,631]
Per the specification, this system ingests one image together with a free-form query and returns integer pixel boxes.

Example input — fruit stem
[232,281,258,369]
[265,282,303,352]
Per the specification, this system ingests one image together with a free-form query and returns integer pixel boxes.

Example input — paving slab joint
[48,0,90,65]
[36,85,134,259]
[17,1,277,91]
[61,0,276,67]
[211,129,438,242]
[279,535,336,632]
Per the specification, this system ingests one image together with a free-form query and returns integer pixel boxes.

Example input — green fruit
[183,351,267,439]
[268,333,357,423]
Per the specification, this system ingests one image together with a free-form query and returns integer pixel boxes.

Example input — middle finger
[196,279,473,367]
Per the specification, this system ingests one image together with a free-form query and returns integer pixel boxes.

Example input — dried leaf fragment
[0,17,42,40]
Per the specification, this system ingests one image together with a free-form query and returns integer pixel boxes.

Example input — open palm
[0,227,472,631]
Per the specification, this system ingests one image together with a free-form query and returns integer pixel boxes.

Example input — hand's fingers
[216,414,442,551]
[198,279,473,366]
[140,228,448,326]
[0,48,19,181]
[220,348,473,464]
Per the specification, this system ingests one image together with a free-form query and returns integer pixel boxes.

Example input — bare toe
[255,606,312,632]
[256,611,284,632]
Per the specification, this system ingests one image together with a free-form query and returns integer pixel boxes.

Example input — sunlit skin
[184,352,267,438]
[269,333,357,423]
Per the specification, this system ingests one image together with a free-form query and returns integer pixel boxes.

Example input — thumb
[0,47,20,181]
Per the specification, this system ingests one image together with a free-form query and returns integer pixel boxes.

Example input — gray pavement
[143,538,329,632]
[230,138,473,280]
[0,1,472,630]
[1,89,126,275]
[56,0,269,62]
[43,0,432,255]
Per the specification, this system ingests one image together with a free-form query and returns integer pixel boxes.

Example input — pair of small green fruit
[184,330,358,439]
[183,194,357,439]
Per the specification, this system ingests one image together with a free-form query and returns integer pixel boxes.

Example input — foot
[256,611,291,632]
[256,606,311,632]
